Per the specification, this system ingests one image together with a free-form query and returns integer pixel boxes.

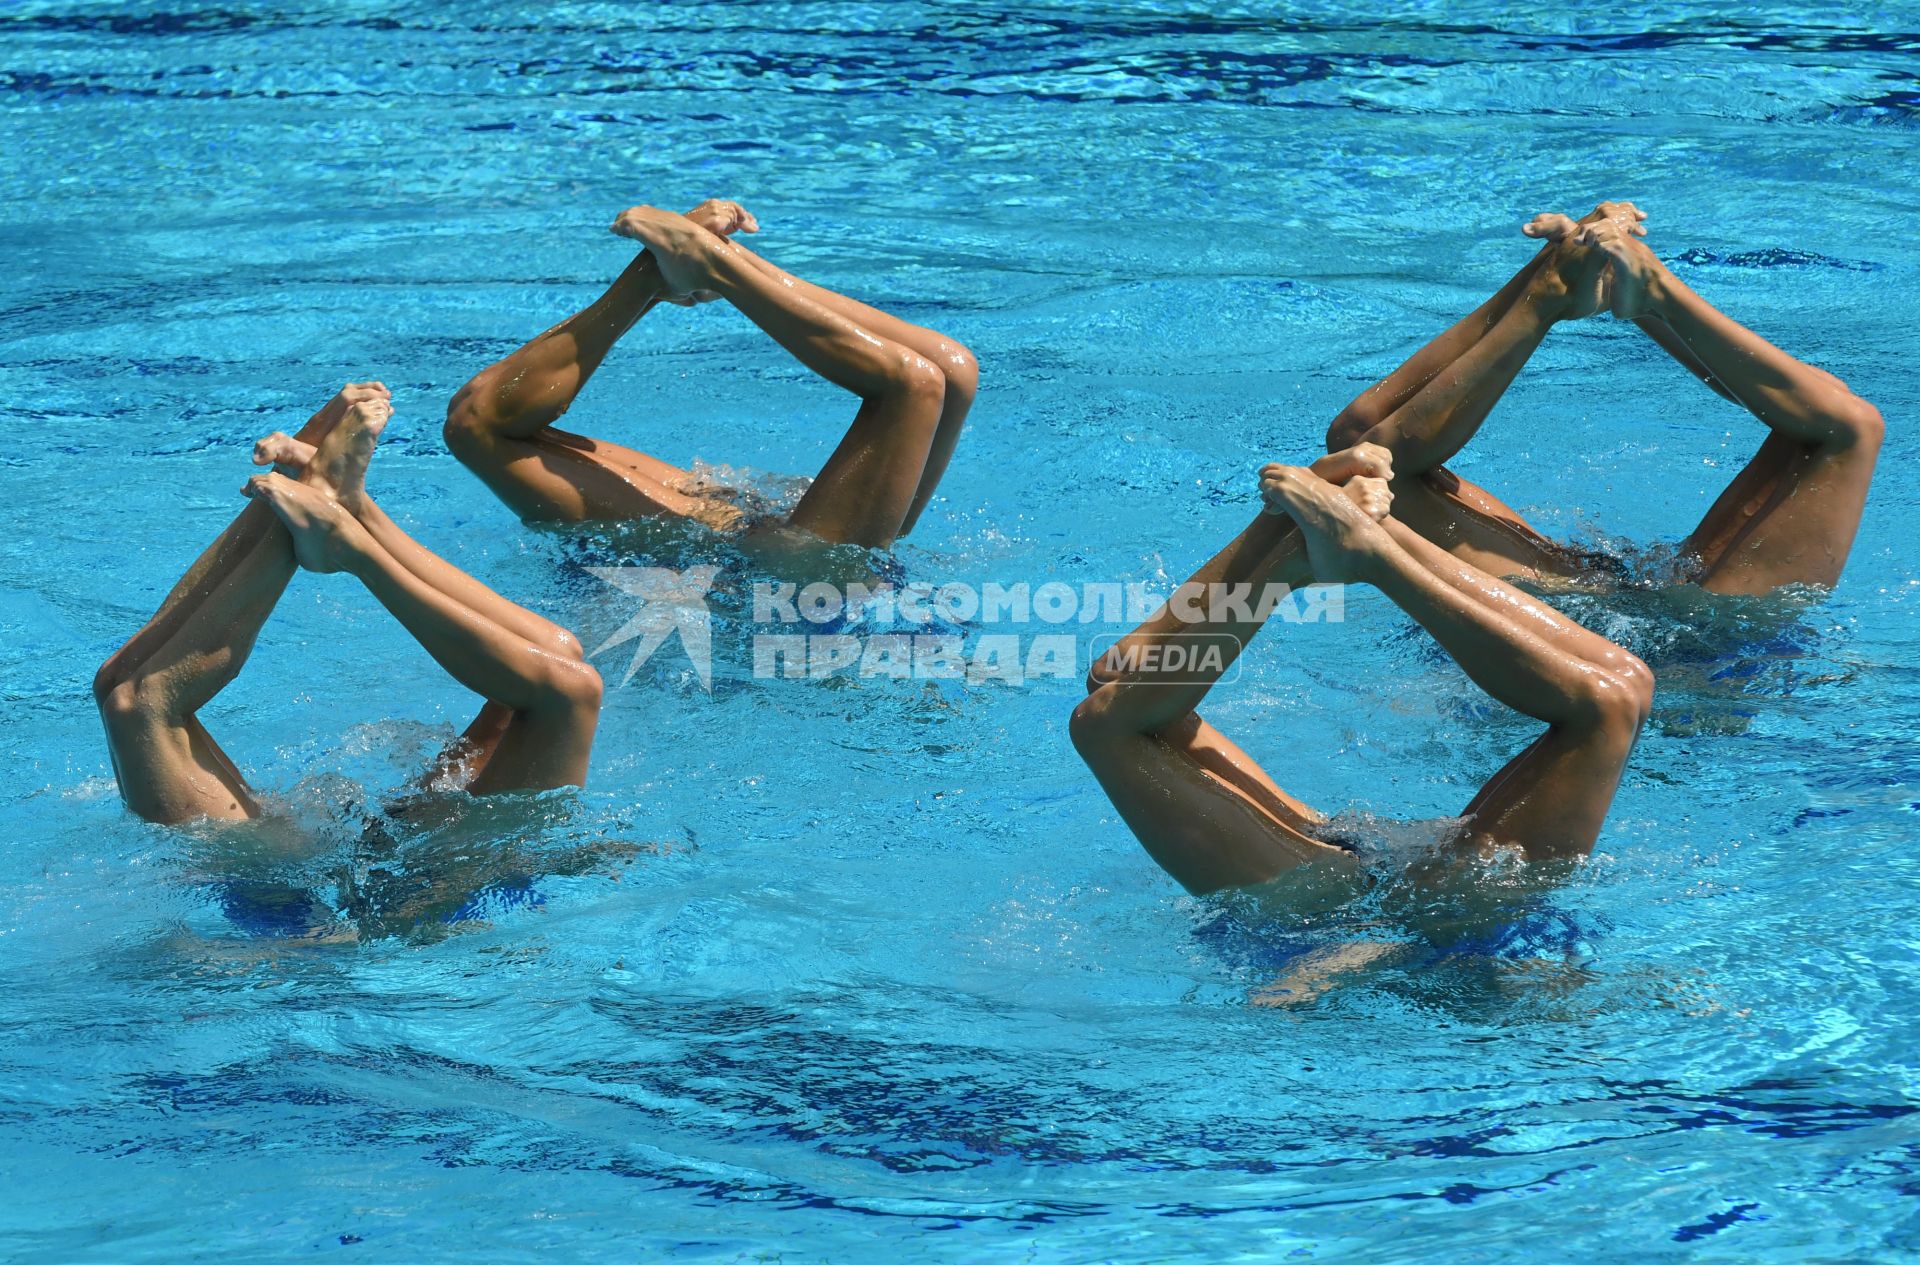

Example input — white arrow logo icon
[585,565,721,690]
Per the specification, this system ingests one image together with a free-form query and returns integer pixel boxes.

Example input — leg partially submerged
[1073,449,1652,895]
[1262,465,1652,862]
[685,203,978,536]
[97,385,603,827]
[245,473,601,792]
[93,508,293,823]
[442,248,724,525]
[1370,515,1652,857]
[613,204,975,549]
[250,404,602,793]
[1325,205,1642,581]
[1069,449,1391,895]
[1583,217,1883,594]
[448,199,977,547]
[254,423,585,667]
[93,383,390,823]
[1070,509,1341,895]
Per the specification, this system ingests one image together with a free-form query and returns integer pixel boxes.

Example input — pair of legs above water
[442,199,978,551]
[1070,446,1653,897]
[93,384,603,826]
[1324,200,1883,595]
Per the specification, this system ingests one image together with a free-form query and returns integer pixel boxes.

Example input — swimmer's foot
[1521,200,1652,321]
[303,380,390,444]
[608,205,724,303]
[1525,233,1611,322]
[1523,200,1648,244]
[243,472,373,574]
[1580,216,1664,321]
[1309,441,1393,488]
[1338,473,1394,523]
[1522,211,1582,246]
[1580,199,1648,232]
[1302,444,1394,521]
[301,396,391,515]
[1257,464,1394,583]
[266,383,389,477]
[253,431,316,476]
[682,198,758,239]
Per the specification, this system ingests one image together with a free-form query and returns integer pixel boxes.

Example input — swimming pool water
[3,2,1919,1260]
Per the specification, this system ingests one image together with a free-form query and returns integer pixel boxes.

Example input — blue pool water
[4,2,1919,1260]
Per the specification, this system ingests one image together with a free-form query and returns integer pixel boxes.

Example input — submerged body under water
[5,2,1920,1261]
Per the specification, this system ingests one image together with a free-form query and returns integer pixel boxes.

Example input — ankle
[1350,536,1398,587]
[689,237,744,295]
[1521,271,1576,325]
[1642,265,1682,322]
[337,522,383,580]
[606,252,671,311]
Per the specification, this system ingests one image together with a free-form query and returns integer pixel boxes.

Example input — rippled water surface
[3,2,1919,1261]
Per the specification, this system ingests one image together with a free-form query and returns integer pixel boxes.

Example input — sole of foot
[244,473,368,574]
[1257,465,1392,584]
[305,398,391,510]
[609,205,721,298]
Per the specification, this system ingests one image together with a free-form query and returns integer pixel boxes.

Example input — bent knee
[96,673,170,733]
[1577,661,1655,739]
[442,378,527,462]
[1803,369,1885,450]
[548,659,604,716]
[92,656,128,710]
[1833,395,1885,451]
[1068,691,1117,753]
[931,335,979,406]
[442,391,490,461]
[1084,656,1124,695]
[95,675,140,724]
[880,353,948,410]
[547,625,587,663]
[522,615,587,664]
[1602,649,1656,724]
[1324,410,1372,454]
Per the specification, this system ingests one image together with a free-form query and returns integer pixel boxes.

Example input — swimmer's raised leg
[1325,204,1642,579]
[91,501,320,824]
[256,420,585,667]
[1069,448,1396,894]
[259,408,587,786]
[1261,466,1652,861]
[111,383,388,683]
[92,383,391,823]
[442,206,760,525]
[1071,516,1342,895]
[679,200,979,536]
[1074,449,1652,893]
[1582,216,1884,593]
[613,206,951,549]
[1379,515,1654,694]
[1329,239,1607,476]
[93,520,291,823]
[244,474,601,792]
